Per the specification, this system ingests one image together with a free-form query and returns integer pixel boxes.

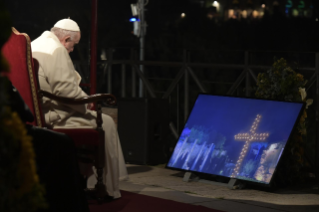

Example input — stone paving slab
[120,164,319,212]
[121,181,216,204]
[193,199,286,212]
[227,200,319,212]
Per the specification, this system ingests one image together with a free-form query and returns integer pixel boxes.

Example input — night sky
[5,0,319,52]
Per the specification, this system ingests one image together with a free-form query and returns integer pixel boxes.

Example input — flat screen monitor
[167,94,304,184]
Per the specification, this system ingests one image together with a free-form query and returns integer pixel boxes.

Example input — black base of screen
[118,98,170,165]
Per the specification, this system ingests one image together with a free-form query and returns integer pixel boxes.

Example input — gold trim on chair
[12,27,42,127]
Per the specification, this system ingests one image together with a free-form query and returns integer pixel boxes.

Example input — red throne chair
[2,27,114,200]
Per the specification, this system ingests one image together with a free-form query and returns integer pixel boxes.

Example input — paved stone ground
[120,164,319,212]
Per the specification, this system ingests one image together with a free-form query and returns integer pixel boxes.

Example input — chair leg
[95,131,107,201]
[95,166,106,201]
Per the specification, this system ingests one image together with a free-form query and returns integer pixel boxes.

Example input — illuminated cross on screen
[231,114,269,178]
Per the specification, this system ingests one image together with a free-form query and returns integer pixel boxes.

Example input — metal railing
[74,50,319,182]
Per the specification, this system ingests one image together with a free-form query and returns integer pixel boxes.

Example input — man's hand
[87,103,94,109]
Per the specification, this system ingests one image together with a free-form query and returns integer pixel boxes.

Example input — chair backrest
[1,27,44,127]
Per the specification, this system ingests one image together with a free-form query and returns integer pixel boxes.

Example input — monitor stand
[183,172,244,189]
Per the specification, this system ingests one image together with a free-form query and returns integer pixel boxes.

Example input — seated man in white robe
[31,18,128,199]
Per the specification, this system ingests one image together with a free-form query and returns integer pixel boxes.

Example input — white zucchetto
[54,19,80,32]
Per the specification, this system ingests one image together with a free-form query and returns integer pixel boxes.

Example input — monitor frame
[166,93,306,186]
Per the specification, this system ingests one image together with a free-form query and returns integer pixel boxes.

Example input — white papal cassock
[31,31,128,199]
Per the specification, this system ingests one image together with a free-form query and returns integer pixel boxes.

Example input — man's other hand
[87,103,94,109]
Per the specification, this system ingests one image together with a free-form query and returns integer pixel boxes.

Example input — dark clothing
[7,84,34,123]
[7,80,89,212]
[27,125,89,212]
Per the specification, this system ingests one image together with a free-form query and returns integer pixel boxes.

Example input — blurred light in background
[292,9,299,17]
[285,0,293,8]
[242,10,247,19]
[181,13,186,18]
[298,0,305,9]
[212,1,220,12]
[130,17,138,22]
[228,9,235,19]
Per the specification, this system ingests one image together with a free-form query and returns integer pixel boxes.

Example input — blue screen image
[167,94,304,184]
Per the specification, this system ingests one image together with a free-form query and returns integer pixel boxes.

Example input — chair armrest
[39,90,115,130]
[38,90,116,106]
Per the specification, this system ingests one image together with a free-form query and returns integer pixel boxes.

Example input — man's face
[60,32,81,53]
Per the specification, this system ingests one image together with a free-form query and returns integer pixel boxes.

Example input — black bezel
[165,92,306,187]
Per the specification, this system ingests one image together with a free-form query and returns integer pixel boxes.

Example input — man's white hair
[51,27,79,41]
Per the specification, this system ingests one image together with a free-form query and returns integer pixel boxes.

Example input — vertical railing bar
[177,83,179,133]
[107,65,112,94]
[169,94,171,123]
[98,63,107,90]
[132,64,136,98]
[131,49,137,98]
[245,51,251,97]
[121,64,126,98]
[107,48,113,94]
[183,49,189,122]
[245,71,250,97]
[184,66,189,122]
[315,52,319,188]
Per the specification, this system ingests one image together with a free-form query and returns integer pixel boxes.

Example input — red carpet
[89,190,224,212]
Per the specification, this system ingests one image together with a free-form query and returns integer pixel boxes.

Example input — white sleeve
[45,47,88,113]
[74,70,82,86]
